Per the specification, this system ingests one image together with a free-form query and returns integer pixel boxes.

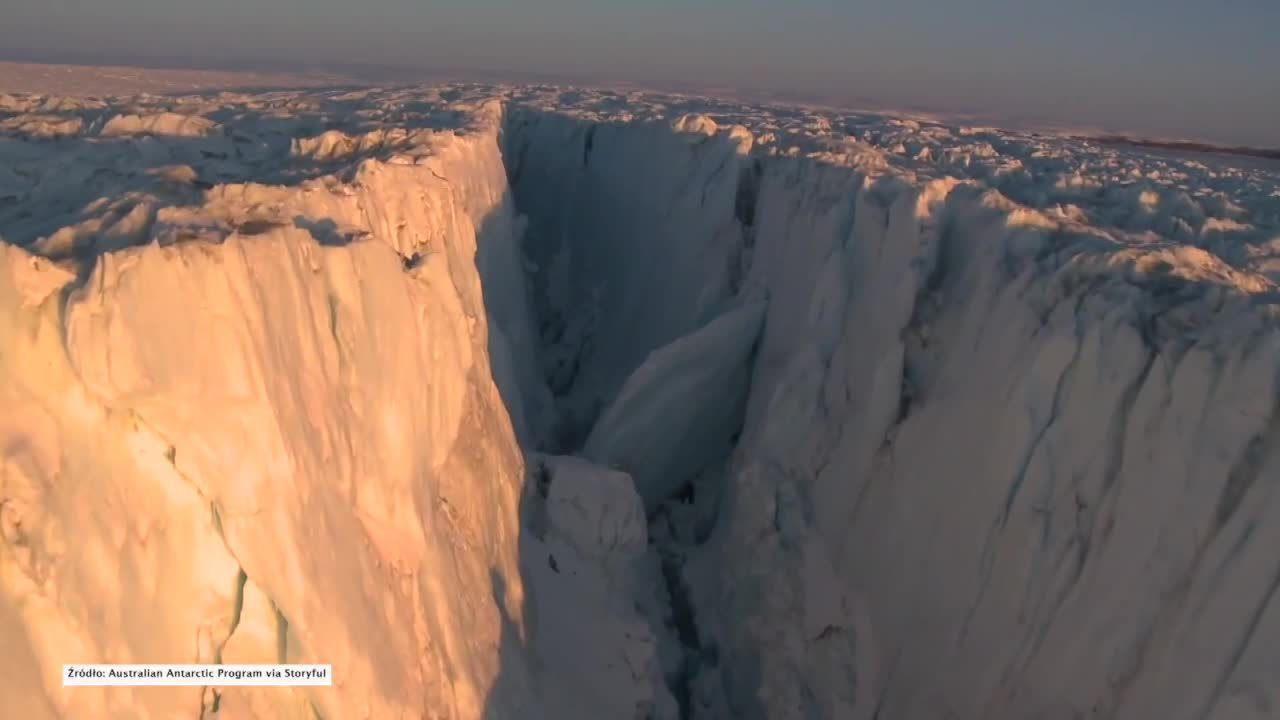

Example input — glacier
[0,73,1278,720]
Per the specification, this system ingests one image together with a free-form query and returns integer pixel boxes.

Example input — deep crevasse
[500,109,757,451]
[1,97,691,720]
[0,87,1278,720]
[500,107,1280,720]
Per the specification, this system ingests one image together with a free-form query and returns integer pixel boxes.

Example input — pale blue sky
[4,0,1277,145]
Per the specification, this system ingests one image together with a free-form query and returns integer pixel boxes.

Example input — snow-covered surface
[0,61,359,97]
[1,64,1278,719]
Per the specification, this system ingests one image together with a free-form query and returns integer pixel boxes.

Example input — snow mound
[0,113,83,139]
[101,112,219,138]
[521,455,678,719]
[537,455,649,558]
[584,301,767,512]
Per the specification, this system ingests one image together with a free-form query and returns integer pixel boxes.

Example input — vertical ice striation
[0,105,545,719]
[712,163,1280,719]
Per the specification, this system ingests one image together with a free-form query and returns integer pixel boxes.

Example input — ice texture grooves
[501,107,757,449]
[1,78,1279,720]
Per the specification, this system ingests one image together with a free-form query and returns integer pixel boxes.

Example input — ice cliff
[1,100,549,720]
[1,78,1278,720]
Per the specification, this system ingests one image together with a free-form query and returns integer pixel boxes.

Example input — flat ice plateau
[1,67,1279,720]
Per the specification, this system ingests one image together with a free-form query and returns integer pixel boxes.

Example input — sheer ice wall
[500,100,1280,720]
[0,97,546,719]
[723,165,1280,719]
